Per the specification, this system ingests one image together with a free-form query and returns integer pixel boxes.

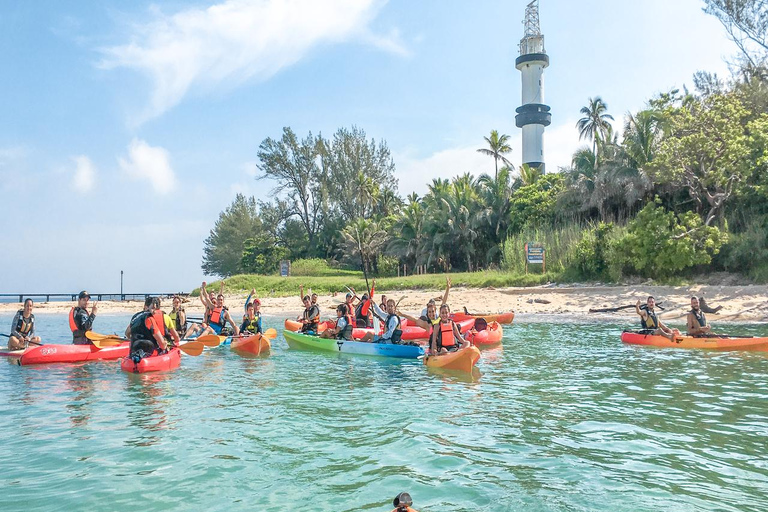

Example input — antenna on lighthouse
[515,0,551,173]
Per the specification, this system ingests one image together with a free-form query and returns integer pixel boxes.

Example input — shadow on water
[123,371,175,446]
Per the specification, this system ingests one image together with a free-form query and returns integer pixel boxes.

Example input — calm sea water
[1,313,767,512]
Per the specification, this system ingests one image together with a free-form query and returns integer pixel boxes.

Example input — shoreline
[1,284,766,325]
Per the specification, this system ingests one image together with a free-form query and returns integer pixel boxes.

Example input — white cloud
[100,0,401,123]
[71,156,96,193]
[119,139,176,194]
[394,119,584,196]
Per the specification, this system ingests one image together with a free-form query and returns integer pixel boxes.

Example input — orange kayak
[466,321,503,347]
[423,346,481,373]
[453,310,515,325]
[620,331,768,351]
[284,318,333,333]
[231,334,271,356]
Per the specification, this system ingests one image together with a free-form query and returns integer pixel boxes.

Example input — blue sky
[0,0,734,293]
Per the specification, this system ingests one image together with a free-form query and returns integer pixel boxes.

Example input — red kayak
[284,319,335,333]
[399,317,476,342]
[466,321,503,347]
[121,348,181,373]
[16,342,130,366]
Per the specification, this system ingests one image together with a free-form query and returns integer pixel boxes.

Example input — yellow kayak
[423,346,481,373]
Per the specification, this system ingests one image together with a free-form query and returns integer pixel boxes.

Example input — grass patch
[193,270,560,297]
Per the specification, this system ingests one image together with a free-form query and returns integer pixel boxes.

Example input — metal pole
[120,271,124,299]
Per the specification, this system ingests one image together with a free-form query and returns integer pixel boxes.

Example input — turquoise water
[1,313,767,512]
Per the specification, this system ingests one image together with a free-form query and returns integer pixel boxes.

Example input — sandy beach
[4,284,767,325]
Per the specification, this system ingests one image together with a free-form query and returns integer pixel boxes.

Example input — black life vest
[641,309,659,330]
[385,313,402,343]
[691,309,707,327]
[15,310,34,335]
[130,311,156,343]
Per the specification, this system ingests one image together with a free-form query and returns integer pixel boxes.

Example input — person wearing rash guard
[429,304,469,355]
[635,296,679,342]
[360,299,402,344]
[240,300,263,335]
[8,298,41,350]
[69,291,98,345]
[420,277,450,320]
[125,297,168,361]
[298,295,320,333]
[391,492,418,512]
[320,303,354,340]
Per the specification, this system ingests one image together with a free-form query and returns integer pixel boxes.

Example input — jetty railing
[0,293,189,303]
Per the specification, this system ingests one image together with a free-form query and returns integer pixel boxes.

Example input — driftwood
[589,303,665,313]
[699,297,723,314]
[534,298,551,304]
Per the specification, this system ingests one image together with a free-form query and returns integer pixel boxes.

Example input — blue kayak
[283,330,424,359]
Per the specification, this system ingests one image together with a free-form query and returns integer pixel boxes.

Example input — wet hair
[393,492,413,507]
[647,296,655,301]
[144,296,154,308]
[152,297,161,308]
[23,298,33,306]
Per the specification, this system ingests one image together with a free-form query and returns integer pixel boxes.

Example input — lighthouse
[515,0,551,172]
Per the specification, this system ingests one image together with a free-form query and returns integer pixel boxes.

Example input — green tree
[341,218,390,276]
[509,173,564,234]
[241,233,289,274]
[202,194,263,277]
[577,97,614,159]
[477,130,513,180]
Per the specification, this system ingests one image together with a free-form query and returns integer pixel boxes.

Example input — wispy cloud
[72,155,96,193]
[100,0,402,124]
[119,139,176,194]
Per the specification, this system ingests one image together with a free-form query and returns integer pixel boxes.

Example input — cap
[252,298,261,306]
[78,290,90,299]
[393,492,413,507]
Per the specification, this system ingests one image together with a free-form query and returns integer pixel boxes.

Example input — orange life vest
[68,307,79,333]
[439,321,456,348]
[152,310,169,340]
[209,306,225,326]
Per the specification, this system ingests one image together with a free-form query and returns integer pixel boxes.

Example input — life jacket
[691,309,707,327]
[169,308,186,333]
[129,311,157,344]
[152,310,170,341]
[15,310,34,335]
[336,314,354,340]
[242,314,261,333]
[301,305,320,333]
[438,320,456,348]
[641,309,659,330]
[68,307,81,333]
[385,313,402,343]
[355,300,371,324]
[209,306,226,327]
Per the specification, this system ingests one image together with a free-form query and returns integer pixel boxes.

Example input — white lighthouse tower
[515,0,551,172]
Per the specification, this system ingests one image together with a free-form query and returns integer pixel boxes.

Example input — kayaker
[421,277,450,319]
[299,295,320,334]
[430,304,469,355]
[360,299,402,344]
[125,297,168,360]
[199,281,221,329]
[355,292,374,327]
[320,303,354,340]
[240,300,263,335]
[244,288,258,319]
[152,297,181,347]
[199,291,240,337]
[169,295,201,339]
[299,285,319,307]
[635,296,679,342]
[379,294,388,312]
[391,492,418,512]
[8,298,41,350]
[398,301,440,333]
[687,296,712,336]
[69,291,98,345]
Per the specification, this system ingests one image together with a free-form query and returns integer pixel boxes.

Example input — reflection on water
[0,315,767,511]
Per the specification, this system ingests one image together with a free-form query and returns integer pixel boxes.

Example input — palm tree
[576,97,614,158]
[519,163,541,186]
[477,130,513,180]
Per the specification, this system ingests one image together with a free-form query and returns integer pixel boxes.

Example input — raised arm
[200,282,213,309]
[440,277,451,307]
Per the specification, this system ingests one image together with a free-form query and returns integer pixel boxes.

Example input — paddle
[0,333,43,346]
[229,328,277,341]
[589,303,665,313]
[183,334,224,347]
[176,341,205,356]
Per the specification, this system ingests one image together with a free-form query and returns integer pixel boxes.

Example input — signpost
[524,243,545,273]
[280,260,291,277]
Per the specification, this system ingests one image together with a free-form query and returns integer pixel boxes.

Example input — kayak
[0,348,27,358]
[231,334,270,356]
[452,310,515,325]
[120,348,182,373]
[399,317,476,342]
[283,330,424,359]
[620,331,768,351]
[16,342,130,366]
[466,321,503,347]
[423,346,481,373]
[284,318,334,333]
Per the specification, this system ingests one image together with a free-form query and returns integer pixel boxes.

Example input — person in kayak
[152,297,181,347]
[420,277,450,319]
[199,290,240,337]
[355,292,374,327]
[360,298,402,344]
[8,298,41,350]
[398,301,440,333]
[125,297,168,360]
[687,296,712,336]
[69,291,98,345]
[391,492,418,512]
[430,304,469,355]
[635,296,679,342]
[298,295,320,334]
[198,281,221,330]
[169,295,200,339]
[240,300,263,335]
[320,303,354,340]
